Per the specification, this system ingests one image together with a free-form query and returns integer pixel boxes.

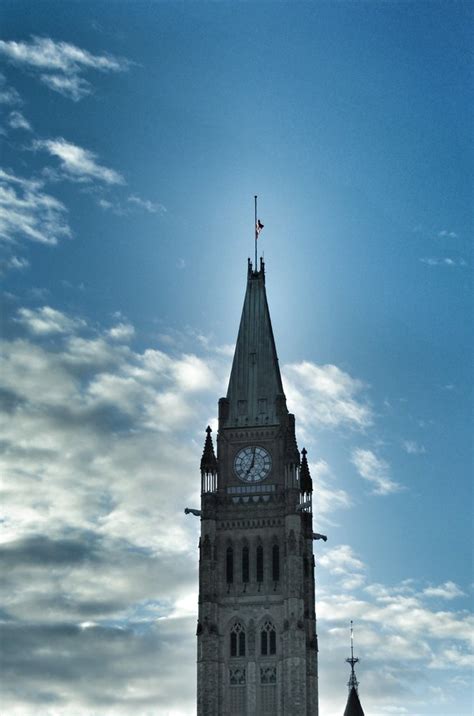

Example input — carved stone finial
[300,448,313,493]
[201,426,218,473]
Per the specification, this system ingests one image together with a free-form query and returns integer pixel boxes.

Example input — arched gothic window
[272,544,280,582]
[242,545,249,583]
[226,545,234,584]
[230,622,246,657]
[256,544,264,583]
[260,620,276,656]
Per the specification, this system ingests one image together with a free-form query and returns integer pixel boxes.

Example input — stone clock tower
[196,258,319,716]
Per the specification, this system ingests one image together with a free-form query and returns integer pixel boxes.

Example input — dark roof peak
[222,260,286,428]
[300,447,313,493]
[200,426,217,473]
[343,686,365,716]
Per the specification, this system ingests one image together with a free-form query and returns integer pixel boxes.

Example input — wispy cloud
[402,440,426,455]
[309,459,351,521]
[284,362,372,433]
[423,581,466,600]
[319,544,366,590]
[8,110,32,131]
[351,448,402,495]
[127,194,166,214]
[98,194,166,216]
[39,73,90,102]
[35,138,125,185]
[420,257,467,267]
[16,306,85,335]
[318,577,473,710]
[107,322,135,342]
[0,168,71,245]
[0,36,130,101]
[0,71,21,105]
[0,254,29,273]
[438,230,458,239]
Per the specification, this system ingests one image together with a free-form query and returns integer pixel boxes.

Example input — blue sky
[0,2,472,715]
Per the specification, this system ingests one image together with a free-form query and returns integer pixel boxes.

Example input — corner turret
[200,426,217,494]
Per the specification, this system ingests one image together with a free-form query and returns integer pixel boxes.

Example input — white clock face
[234,446,272,483]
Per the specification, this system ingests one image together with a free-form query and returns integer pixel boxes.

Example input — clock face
[234,446,272,483]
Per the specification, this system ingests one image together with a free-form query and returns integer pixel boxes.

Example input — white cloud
[0,71,21,105]
[16,306,85,335]
[319,544,366,590]
[0,306,472,716]
[127,194,166,214]
[317,578,474,710]
[34,138,125,185]
[8,110,32,131]
[421,257,467,267]
[309,460,351,521]
[283,362,372,432]
[2,255,29,272]
[97,194,167,216]
[402,440,426,455]
[438,230,458,239]
[0,168,71,245]
[351,448,402,495]
[107,322,135,341]
[39,73,91,102]
[0,36,130,101]
[423,581,466,600]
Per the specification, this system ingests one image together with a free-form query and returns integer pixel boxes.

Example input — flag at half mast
[256,219,264,237]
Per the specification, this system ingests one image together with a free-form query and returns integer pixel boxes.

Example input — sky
[0,1,472,714]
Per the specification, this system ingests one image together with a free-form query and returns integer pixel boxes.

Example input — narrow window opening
[226,546,234,584]
[269,629,276,655]
[242,545,249,583]
[256,545,264,583]
[230,631,237,657]
[230,622,245,658]
[272,544,280,582]
[261,620,276,657]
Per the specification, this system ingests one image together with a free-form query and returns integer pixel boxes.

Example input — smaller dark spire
[343,687,365,716]
[343,621,365,716]
[200,426,217,473]
[300,448,313,493]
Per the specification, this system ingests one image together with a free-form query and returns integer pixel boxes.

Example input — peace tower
[195,257,320,715]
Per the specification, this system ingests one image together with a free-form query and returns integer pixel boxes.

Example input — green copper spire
[221,259,286,429]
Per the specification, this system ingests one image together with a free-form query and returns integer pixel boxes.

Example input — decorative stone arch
[227,618,246,658]
[259,617,277,656]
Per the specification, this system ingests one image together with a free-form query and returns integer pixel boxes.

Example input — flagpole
[254,195,257,271]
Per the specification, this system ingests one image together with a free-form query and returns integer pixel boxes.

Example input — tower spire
[254,194,257,270]
[220,258,286,429]
[343,622,365,716]
[346,621,360,692]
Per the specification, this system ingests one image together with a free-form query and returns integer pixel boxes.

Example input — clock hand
[245,448,256,476]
